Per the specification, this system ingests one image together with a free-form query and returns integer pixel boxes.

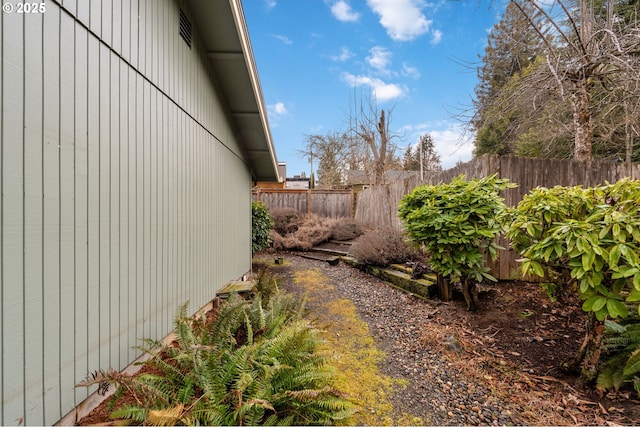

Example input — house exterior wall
[0,0,254,424]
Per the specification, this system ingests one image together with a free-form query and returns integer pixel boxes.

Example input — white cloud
[265,0,276,8]
[331,46,354,62]
[330,0,360,22]
[341,72,405,103]
[430,29,443,45]
[272,34,293,45]
[366,46,392,72]
[267,102,289,123]
[401,62,420,79]
[366,0,432,41]
[274,102,288,115]
[401,122,474,168]
[429,127,474,168]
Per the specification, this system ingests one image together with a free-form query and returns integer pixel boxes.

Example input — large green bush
[507,179,640,381]
[507,184,597,301]
[252,201,274,254]
[398,174,515,309]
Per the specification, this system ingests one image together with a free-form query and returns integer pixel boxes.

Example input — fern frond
[599,317,640,396]
[187,398,229,425]
[605,319,627,334]
[141,353,188,391]
[245,293,267,332]
[109,404,148,423]
[244,309,254,345]
[208,295,248,348]
[134,337,164,355]
[623,348,640,377]
[147,404,184,426]
[176,376,196,404]
[173,302,196,350]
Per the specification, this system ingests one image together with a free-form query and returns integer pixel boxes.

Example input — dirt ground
[434,282,640,425]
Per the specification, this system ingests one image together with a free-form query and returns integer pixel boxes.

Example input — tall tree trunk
[374,109,387,185]
[571,77,593,161]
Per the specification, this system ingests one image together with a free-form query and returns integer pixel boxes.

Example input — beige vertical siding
[1,0,254,424]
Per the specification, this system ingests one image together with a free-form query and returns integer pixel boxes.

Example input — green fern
[78,284,357,425]
[597,318,640,395]
[109,404,148,423]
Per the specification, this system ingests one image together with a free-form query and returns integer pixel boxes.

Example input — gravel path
[276,254,518,426]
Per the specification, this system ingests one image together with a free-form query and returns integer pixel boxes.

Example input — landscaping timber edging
[340,256,436,300]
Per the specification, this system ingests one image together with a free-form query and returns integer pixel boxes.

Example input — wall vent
[179,9,192,48]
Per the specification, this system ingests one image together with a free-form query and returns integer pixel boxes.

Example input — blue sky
[243,0,506,177]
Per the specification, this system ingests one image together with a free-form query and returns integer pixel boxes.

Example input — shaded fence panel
[355,155,640,280]
[253,189,354,218]
[354,178,421,230]
[310,191,354,218]
[256,189,309,214]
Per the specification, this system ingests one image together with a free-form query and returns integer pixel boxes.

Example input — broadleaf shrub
[252,201,274,254]
[349,228,421,266]
[506,178,640,380]
[507,179,640,321]
[398,174,515,309]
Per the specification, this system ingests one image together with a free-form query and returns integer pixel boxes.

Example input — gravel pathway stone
[276,254,518,426]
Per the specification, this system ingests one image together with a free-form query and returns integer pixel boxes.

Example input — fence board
[253,189,354,218]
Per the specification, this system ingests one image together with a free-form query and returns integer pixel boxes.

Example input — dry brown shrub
[270,208,303,236]
[270,213,365,250]
[269,214,334,250]
[290,214,334,248]
[269,230,287,250]
[349,228,421,266]
[330,218,364,241]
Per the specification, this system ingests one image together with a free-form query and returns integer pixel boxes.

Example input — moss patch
[292,267,419,425]
[252,254,291,268]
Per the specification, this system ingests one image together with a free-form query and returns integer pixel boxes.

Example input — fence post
[350,189,355,218]
[307,189,311,215]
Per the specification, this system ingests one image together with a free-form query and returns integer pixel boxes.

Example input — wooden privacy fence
[253,188,355,218]
[428,154,640,208]
[355,154,640,280]
[354,177,421,230]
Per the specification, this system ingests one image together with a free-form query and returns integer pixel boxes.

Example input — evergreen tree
[311,132,348,187]
[402,145,419,171]
[403,134,442,178]
[473,0,640,162]
[472,0,545,156]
